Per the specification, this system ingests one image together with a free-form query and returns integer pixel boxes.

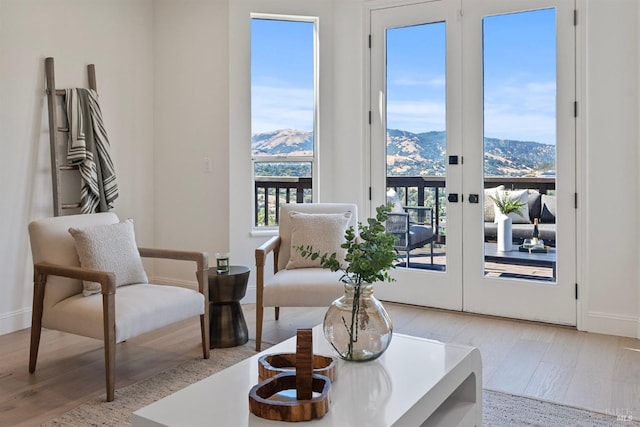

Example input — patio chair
[28,212,209,401]
[254,203,358,351]
[386,206,435,267]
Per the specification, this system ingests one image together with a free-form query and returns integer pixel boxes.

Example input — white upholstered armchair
[28,213,209,401]
[254,203,358,351]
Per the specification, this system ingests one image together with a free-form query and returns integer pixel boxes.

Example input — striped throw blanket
[64,88,118,213]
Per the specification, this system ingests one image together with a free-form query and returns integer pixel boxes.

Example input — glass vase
[323,281,393,361]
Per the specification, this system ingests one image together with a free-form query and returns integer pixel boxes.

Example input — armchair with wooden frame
[254,203,358,351]
[28,212,209,402]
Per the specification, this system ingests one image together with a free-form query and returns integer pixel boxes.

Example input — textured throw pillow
[286,211,352,270]
[527,189,541,223]
[484,185,505,223]
[540,194,557,223]
[69,219,148,296]
[493,189,530,224]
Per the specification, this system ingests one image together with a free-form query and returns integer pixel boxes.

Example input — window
[251,15,318,227]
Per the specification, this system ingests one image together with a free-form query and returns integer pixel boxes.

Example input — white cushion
[69,219,148,296]
[29,212,120,308]
[277,204,358,271]
[43,283,204,342]
[263,269,345,307]
[286,211,352,270]
[484,185,505,223]
[492,189,530,224]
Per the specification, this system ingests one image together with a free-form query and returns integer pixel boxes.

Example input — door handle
[468,194,479,204]
[448,193,459,203]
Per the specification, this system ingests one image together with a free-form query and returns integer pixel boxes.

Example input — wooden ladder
[44,57,97,216]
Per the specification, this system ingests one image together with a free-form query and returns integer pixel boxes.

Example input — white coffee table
[132,325,482,426]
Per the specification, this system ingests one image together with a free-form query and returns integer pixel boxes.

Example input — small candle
[216,252,230,274]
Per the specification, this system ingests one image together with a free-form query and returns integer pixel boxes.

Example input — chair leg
[103,292,116,402]
[200,314,210,359]
[198,265,210,359]
[430,241,434,264]
[256,304,264,352]
[275,307,280,321]
[29,271,46,373]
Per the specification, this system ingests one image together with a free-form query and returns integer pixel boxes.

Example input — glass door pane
[482,9,557,282]
[386,22,447,273]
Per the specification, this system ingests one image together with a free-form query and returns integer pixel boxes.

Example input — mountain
[252,129,555,177]
[251,129,313,156]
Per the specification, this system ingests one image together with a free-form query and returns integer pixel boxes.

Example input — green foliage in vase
[296,204,397,285]
[296,205,396,361]
[488,191,526,217]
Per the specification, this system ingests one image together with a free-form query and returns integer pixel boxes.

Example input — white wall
[0,0,155,334]
[152,0,230,284]
[1,0,639,339]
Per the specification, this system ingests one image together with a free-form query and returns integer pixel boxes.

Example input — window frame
[250,13,320,229]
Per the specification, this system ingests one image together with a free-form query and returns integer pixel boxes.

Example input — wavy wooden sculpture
[248,329,332,422]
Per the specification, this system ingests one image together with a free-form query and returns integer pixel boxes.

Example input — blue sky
[252,8,556,145]
[251,18,314,134]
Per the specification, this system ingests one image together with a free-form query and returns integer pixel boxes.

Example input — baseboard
[244,284,256,304]
[0,307,32,336]
[583,311,639,338]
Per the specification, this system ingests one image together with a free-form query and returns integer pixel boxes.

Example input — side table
[208,265,250,348]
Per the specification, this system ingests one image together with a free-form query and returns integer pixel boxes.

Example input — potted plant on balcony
[296,204,397,361]
[489,191,526,251]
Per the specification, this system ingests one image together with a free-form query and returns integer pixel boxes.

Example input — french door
[371,0,463,311]
[370,0,577,325]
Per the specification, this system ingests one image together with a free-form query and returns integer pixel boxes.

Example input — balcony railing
[254,175,555,228]
[254,176,312,226]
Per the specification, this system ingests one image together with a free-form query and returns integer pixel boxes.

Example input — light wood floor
[1,303,638,426]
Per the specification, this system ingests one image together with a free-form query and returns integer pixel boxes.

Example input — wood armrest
[255,236,281,268]
[138,247,209,272]
[33,262,116,295]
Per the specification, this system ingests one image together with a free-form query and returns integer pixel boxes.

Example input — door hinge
[574,9,578,26]
[574,101,578,117]
[575,283,578,300]
[368,34,371,49]
[368,110,372,124]
[369,187,372,200]
[574,192,578,209]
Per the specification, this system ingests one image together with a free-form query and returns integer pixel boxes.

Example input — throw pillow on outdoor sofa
[492,189,530,224]
[540,194,557,223]
[484,185,505,223]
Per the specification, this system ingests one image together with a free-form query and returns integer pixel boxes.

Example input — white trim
[251,12,318,23]
[250,228,278,238]
[583,311,639,338]
[575,0,588,333]
[0,307,32,336]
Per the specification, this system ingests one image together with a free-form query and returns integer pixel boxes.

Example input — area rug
[42,343,626,427]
